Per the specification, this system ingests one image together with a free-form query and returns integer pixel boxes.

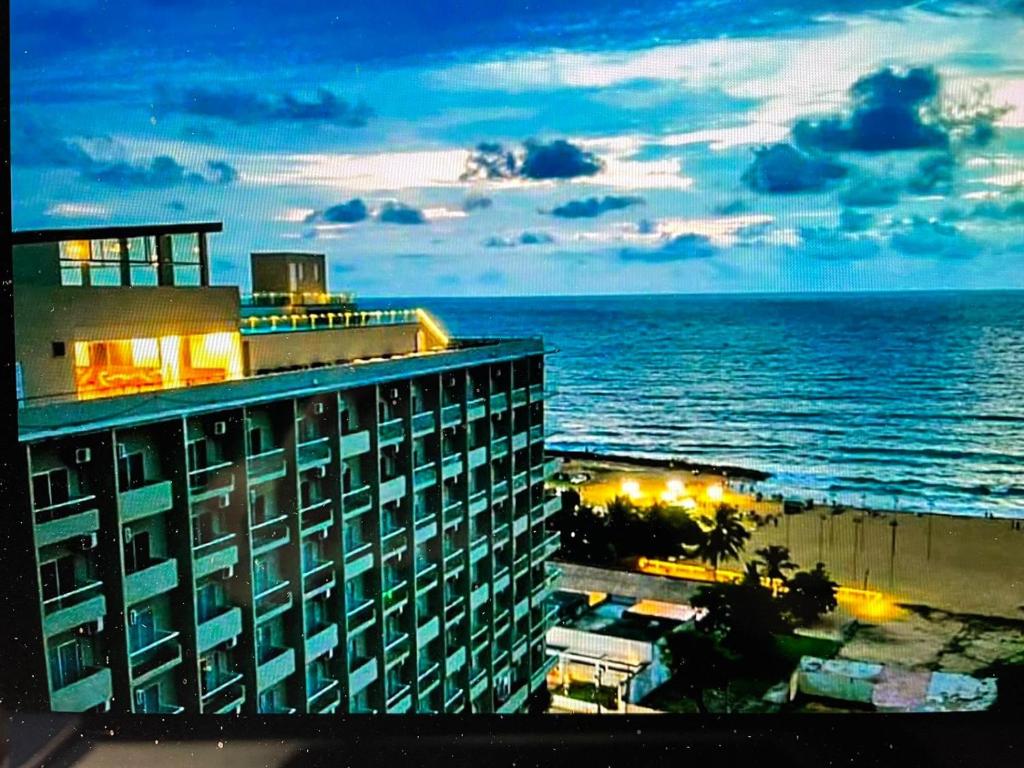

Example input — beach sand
[553,456,1024,620]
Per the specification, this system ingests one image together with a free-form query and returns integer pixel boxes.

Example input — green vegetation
[563,681,619,709]
[696,504,751,573]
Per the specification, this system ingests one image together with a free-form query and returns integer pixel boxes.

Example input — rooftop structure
[10,222,562,715]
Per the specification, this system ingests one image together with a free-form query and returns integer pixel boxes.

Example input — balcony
[383,579,409,614]
[513,553,529,575]
[532,567,560,602]
[305,623,339,662]
[442,500,464,529]
[529,383,543,402]
[308,678,341,713]
[51,666,113,712]
[541,495,560,522]
[411,410,435,437]
[386,684,413,713]
[251,514,291,556]
[302,559,336,599]
[247,448,287,485]
[344,541,374,578]
[129,629,183,686]
[466,397,486,421]
[469,536,488,564]
[193,536,238,580]
[469,669,489,701]
[470,582,490,610]
[443,550,465,578]
[416,563,439,594]
[497,681,530,715]
[494,567,511,594]
[257,647,296,692]
[441,403,462,428]
[347,598,376,636]
[197,607,242,653]
[413,462,436,491]
[492,436,510,460]
[34,492,97,525]
[349,656,378,695]
[467,446,487,470]
[445,687,466,713]
[418,662,442,697]
[379,475,406,504]
[300,498,334,538]
[417,615,440,646]
[254,580,293,624]
[297,435,332,470]
[529,424,544,444]
[512,471,529,494]
[340,429,371,459]
[511,387,529,408]
[446,646,467,676]
[493,480,509,502]
[381,527,407,560]
[119,480,174,524]
[124,558,178,606]
[35,506,100,549]
[441,453,463,481]
[379,418,404,447]
[494,523,510,545]
[188,461,235,503]
[203,673,246,714]
[384,632,411,667]
[42,580,106,637]
[445,595,466,625]
[490,392,508,413]
[534,531,560,562]
[342,485,372,520]
[543,458,561,480]
[511,636,528,663]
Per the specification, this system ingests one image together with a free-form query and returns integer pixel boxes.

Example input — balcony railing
[42,580,106,637]
[378,418,404,445]
[381,527,407,558]
[256,647,296,692]
[201,671,245,711]
[34,492,98,524]
[300,498,334,537]
[383,579,409,613]
[129,629,182,685]
[302,559,336,598]
[413,462,436,490]
[197,606,243,652]
[384,632,411,665]
[411,410,435,436]
[240,308,418,335]
[296,436,331,469]
[254,579,293,622]
[241,290,356,308]
[50,666,113,713]
[119,480,174,523]
[441,403,462,427]
[124,558,179,606]
[307,678,341,713]
[247,448,287,484]
[193,535,239,580]
[35,506,100,548]
[251,514,291,555]
[347,598,375,635]
[342,485,372,520]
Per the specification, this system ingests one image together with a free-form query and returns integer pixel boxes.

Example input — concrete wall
[245,324,421,373]
[14,285,241,401]
[13,243,62,287]
[548,626,657,665]
[250,253,326,294]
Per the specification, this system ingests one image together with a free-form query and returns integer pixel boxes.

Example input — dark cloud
[799,227,880,260]
[620,234,716,263]
[378,201,426,225]
[316,198,368,224]
[715,199,747,215]
[890,216,978,258]
[88,155,207,188]
[158,85,373,126]
[461,138,603,181]
[840,208,874,232]
[483,231,554,248]
[463,195,493,211]
[166,200,187,212]
[549,195,644,218]
[742,143,847,193]
[205,160,238,185]
[839,176,901,207]
[793,66,948,152]
[971,200,1024,220]
[907,153,955,195]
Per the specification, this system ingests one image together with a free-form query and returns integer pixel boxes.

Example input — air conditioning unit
[128,609,138,626]
[213,421,227,436]
[77,532,98,551]
[123,526,133,543]
[218,494,231,509]
[117,444,129,459]
[316,465,327,478]
[75,447,91,464]
[223,565,235,579]
[388,387,400,400]
[313,401,325,415]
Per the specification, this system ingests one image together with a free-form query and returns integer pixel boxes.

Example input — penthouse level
[10,222,562,715]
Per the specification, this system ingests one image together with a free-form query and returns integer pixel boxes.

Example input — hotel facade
[9,222,561,715]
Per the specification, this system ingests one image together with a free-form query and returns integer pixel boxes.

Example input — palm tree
[782,562,839,625]
[754,545,798,595]
[697,503,751,576]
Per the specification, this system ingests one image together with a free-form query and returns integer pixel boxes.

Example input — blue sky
[10,0,1024,295]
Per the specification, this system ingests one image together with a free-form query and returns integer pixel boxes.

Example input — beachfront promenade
[561,458,1024,620]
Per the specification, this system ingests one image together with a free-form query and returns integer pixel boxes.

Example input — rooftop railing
[241,291,356,308]
[240,309,420,335]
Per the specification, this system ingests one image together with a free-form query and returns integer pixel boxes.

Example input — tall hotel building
[9,222,561,715]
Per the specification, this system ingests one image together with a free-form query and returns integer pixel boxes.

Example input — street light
[888,518,899,591]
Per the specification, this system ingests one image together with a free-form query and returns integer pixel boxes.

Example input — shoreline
[547,448,771,482]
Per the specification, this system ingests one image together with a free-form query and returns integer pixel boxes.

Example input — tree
[663,629,738,713]
[697,503,751,574]
[782,562,839,625]
[754,545,798,595]
[692,579,791,657]
[647,502,706,559]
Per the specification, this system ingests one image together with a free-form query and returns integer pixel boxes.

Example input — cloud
[889,216,979,258]
[971,200,1024,220]
[44,202,110,219]
[715,199,747,215]
[799,227,880,260]
[549,195,644,219]
[378,201,426,224]
[166,200,187,212]
[477,269,506,285]
[793,66,948,152]
[158,85,372,126]
[839,208,874,232]
[463,195,493,211]
[88,155,206,188]
[461,138,603,181]
[907,153,955,195]
[839,176,901,207]
[483,231,555,248]
[319,199,369,223]
[619,233,717,263]
[205,160,238,185]
[742,143,847,193]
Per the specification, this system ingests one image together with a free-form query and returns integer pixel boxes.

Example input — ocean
[374,291,1024,519]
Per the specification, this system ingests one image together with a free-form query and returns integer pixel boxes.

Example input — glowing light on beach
[681,498,697,510]
[667,479,685,496]
[621,479,641,500]
[706,483,724,502]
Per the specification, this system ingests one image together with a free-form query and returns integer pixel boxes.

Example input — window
[118,450,146,490]
[256,625,273,661]
[251,492,267,524]
[52,341,66,358]
[51,640,84,689]
[125,237,159,286]
[188,438,209,488]
[248,426,263,456]
[196,581,225,623]
[123,529,151,573]
[136,683,161,713]
[32,467,70,510]
[195,510,223,547]
[129,606,156,652]
[40,555,78,601]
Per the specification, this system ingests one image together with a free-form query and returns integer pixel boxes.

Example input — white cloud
[572,214,773,247]
[45,202,110,218]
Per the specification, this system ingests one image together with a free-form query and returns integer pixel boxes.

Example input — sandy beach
[551,453,1024,620]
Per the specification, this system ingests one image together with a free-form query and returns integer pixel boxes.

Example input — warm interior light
[131,338,160,368]
[63,240,91,260]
